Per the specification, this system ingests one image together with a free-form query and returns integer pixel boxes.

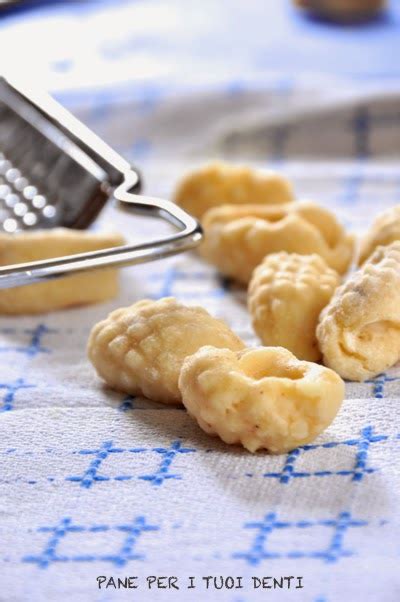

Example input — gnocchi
[317,241,400,381]
[200,201,354,283]
[248,253,339,361]
[174,161,293,219]
[0,228,124,314]
[179,345,344,453]
[88,297,245,404]
[359,204,400,265]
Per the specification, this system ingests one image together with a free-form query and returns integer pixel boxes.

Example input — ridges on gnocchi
[317,241,400,381]
[248,252,340,362]
[87,297,245,405]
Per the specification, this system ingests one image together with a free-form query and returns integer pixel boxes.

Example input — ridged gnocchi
[317,241,400,381]
[248,253,339,361]
[179,346,344,453]
[88,297,245,404]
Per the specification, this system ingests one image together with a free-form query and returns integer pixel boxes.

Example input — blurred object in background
[294,0,386,22]
[0,0,24,6]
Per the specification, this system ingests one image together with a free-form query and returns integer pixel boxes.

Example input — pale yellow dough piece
[0,228,124,314]
[200,201,354,283]
[317,241,400,381]
[174,161,293,219]
[359,204,400,265]
[87,297,245,404]
[248,253,340,361]
[179,346,344,453]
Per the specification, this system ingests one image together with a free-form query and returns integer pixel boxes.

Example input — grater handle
[0,171,202,289]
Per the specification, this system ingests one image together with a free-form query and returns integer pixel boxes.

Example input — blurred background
[1,0,398,163]
[1,0,399,237]
[2,1,398,88]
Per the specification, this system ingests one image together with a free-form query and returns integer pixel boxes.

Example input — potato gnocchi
[248,252,339,361]
[174,161,293,219]
[88,297,244,404]
[0,228,124,314]
[200,201,354,283]
[359,204,400,265]
[179,346,344,453]
[317,241,400,381]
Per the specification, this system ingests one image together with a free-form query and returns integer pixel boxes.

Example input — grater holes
[14,176,29,192]
[23,185,38,201]
[6,167,21,183]
[32,195,46,209]
[43,205,56,219]
[14,202,28,217]
[5,194,19,208]
[0,151,58,231]
[23,212,37,227]
[3,217,18,233]
[0,95,109,231]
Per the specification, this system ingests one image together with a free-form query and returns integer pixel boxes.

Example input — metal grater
[0,76,202,289]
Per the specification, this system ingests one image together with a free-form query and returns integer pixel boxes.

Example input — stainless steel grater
[0,76,202,289]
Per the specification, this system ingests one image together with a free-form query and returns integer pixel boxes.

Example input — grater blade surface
[0,80,109,232]
[0,76,202,290]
